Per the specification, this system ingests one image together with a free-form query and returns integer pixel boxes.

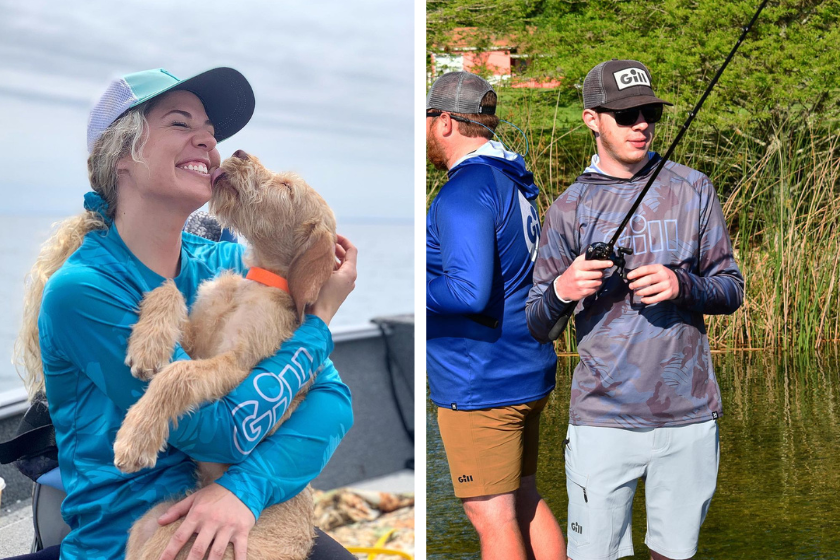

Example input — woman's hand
[157,483,255,560]
[308,234,358,326]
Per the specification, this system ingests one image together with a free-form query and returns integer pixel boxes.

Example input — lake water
[427,350,840,559]
[0,214,413,394]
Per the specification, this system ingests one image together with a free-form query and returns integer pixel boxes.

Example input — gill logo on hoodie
[605,215,680,255]
[518,191,540,262]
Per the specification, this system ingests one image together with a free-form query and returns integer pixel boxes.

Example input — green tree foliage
[427,1,840,349]
[429,0,840,131]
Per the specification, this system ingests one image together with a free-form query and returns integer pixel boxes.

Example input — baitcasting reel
[586,242,633,281]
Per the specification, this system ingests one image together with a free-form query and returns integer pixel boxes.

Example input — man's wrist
[553,277,573,304]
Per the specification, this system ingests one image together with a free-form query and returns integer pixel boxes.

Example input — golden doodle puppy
[113,150,337,560]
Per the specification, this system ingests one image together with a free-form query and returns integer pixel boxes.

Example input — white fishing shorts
[564,420,719,560]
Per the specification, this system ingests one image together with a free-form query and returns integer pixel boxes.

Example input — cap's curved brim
[599,94,673,111]
[173,68,255,143]
[131,67,255,144]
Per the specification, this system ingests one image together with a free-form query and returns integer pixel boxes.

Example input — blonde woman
[12,68,357,560]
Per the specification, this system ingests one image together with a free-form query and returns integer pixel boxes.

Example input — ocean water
[0,214,413,394]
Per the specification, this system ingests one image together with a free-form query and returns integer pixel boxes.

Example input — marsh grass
[426,86,840,351]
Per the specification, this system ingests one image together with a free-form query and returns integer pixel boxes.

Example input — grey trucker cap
[426,71,496,115]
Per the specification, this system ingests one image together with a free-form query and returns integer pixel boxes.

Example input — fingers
[233,535,249,560]
[185,530,215,560]
[158,517,197,560]
[159,494,196,526]
[627,265,668,289]
[628,274,658,291]
[628,265,679,303]
[555,258,610,301]
[636,281,670,298]
[626,265,660,281]
[641,289,674,304]
[207,528,234,560]
[339,237,358,267]
[577,258,614,271]
[332,235,358,276]
[578,269,609,281]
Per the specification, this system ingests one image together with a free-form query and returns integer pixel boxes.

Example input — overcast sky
[0,0,414,222]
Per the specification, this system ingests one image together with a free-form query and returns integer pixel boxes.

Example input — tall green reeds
[708,121,840,351]
[426,87,840,352]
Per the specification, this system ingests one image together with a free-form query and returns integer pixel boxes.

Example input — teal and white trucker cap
[87,67,255,153]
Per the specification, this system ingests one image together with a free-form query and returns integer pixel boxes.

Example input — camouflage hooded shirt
[526,154,744,428]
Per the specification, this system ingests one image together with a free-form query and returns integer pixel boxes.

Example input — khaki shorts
[437,395,549,499]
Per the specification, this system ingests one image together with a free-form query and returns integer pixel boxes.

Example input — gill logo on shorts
[458,474,474,483]
[518,191,540,262]
[613,67,651,91]
[572,522,583,534]
[605,215,680,256]
[230,347,315,455]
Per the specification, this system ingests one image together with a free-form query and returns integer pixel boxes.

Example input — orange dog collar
[245,267,290,293]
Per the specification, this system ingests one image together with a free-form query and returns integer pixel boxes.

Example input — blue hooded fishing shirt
[39,224,353,560]
[427,141,557,410]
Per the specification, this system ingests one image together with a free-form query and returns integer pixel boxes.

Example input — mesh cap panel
[427,71,495,115]
[87,78,138,153]
[583,62,608,110]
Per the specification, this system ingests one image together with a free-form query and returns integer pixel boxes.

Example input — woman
[11,67,357,560]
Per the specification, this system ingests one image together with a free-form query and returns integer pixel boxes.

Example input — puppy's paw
[113,434,159,473]
[125,280,187,381]
[125,335,172,381]
[113,408,169,473]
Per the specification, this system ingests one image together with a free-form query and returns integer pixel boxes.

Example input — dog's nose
[232,150,250,161]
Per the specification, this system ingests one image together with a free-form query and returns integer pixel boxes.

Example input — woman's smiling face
[117,90,221,212]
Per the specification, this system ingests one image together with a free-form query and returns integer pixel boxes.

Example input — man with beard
[526,60,744,560]
[426,71,564,560]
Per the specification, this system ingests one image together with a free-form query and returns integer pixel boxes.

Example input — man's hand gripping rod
[547,0,769,341]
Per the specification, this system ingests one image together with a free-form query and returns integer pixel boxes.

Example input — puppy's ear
[287,221,336,322]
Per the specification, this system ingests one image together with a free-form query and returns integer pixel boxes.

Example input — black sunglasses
[596,104,663,126]
[426,110,472,124]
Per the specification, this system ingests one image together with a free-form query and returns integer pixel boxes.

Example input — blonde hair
[14,104,153,399]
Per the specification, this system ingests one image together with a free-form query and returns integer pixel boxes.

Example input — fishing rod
[547,0,769,341]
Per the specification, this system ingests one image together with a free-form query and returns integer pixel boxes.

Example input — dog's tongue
[210,168,226,186]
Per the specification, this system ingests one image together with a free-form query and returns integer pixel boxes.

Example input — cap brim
[599,94,673,110]
[130,67,255,144]
[173,68,255,143]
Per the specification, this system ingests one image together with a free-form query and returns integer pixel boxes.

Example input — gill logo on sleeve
[230,347,315,455]
[518,191,540,262]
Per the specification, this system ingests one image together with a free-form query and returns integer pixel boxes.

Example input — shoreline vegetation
[426,0,840,352]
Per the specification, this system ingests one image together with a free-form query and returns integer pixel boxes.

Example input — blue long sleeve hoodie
[427,141,556,410]
[39,225,352,559]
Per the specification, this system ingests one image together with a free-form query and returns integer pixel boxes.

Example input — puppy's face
[211,150,337,318]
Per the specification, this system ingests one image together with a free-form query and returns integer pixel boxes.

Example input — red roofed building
[429,27,561,89]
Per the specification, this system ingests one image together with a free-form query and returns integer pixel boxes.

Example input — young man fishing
[526,60,744,560]
[426,71,565,560]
